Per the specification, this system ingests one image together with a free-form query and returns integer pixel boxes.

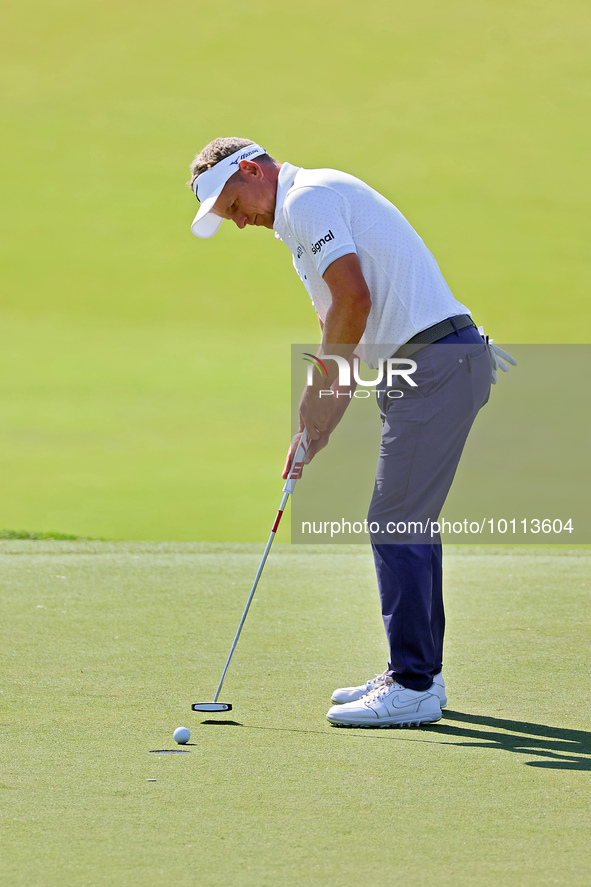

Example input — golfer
[188,138,511,728]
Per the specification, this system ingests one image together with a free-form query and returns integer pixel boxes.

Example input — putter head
[191,702,232,712]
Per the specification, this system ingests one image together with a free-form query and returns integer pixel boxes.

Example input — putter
[192,431,311,713]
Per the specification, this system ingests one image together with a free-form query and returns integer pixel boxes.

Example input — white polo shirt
[273,162,470,368]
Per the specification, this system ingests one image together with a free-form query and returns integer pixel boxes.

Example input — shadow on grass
[200,713,591,770]
[201,720,243,727]
[431,710,591,770]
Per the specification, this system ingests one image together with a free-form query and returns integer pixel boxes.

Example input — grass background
[1,0,590,540]
[1,4,590,885]
[1,541,590,887]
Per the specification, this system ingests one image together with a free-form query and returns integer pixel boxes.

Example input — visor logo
[230,148,263,166]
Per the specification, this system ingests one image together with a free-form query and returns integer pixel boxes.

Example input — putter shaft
[207,432,310,706]
[212,490,289,703]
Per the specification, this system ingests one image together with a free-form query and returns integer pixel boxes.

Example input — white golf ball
[173,726,191,745]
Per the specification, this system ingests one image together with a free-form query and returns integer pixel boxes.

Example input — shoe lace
[365,671,388,691]
[365,676,402,702]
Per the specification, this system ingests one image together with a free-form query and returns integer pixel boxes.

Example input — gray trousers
[368,325,491,688]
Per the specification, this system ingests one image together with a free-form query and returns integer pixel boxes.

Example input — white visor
[190,144,266,238]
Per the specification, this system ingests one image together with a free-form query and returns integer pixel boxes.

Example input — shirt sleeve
[284,185,357,277]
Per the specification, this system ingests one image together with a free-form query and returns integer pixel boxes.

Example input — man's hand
[299,386,336,440]
[282,430,331,480]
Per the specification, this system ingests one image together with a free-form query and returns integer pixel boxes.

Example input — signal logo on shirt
[311,230,334,255]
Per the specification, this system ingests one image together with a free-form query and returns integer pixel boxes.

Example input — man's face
[212,160,277,230]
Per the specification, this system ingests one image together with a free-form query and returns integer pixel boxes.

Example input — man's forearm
[299,353,358,434]
[300,253,371,436]
[310,298,370,389]
[324,376,357,433]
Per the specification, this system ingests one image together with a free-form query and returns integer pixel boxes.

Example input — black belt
[396,314,476,358]
[406,314,475,346]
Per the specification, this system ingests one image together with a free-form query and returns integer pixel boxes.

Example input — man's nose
[234,214,248,229]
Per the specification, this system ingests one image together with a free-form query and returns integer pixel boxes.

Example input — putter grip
[283,431,311,494]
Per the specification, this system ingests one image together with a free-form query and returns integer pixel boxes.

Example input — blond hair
[187,137,272,191]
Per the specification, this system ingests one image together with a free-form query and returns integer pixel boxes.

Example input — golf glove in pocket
[489,344,517,384]
[477,327,517,384]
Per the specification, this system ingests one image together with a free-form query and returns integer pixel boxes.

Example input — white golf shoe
[331,670,447,708]
[326,677,442,729]
[330,671,390,705]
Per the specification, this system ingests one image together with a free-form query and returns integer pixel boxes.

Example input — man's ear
[238,159,264,179]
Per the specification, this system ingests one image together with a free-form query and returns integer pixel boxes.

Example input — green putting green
[2,2,589,878]
[1,542,589,886]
